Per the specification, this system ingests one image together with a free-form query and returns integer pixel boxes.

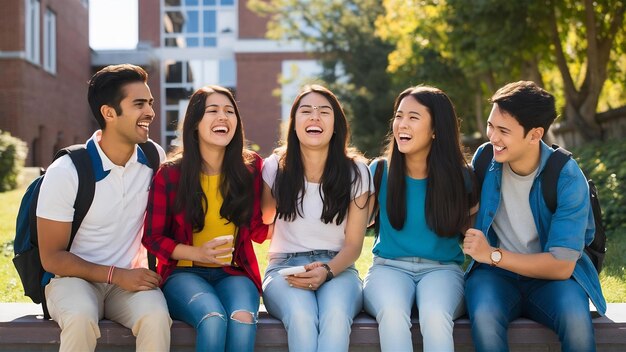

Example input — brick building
[0,0,93,167]
[2,0,318,165]
[95,0,317,155]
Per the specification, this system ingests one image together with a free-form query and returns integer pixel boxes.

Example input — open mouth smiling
[305,126,323,134]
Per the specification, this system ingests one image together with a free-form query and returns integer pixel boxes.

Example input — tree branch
[598,1,625,66]
[596,106,626,123]
[548,2,578,102]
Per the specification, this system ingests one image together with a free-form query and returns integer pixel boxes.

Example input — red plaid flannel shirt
[142,153,268,293]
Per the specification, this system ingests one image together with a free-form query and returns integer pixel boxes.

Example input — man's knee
[133,305,172,335]
[57,310,100,338]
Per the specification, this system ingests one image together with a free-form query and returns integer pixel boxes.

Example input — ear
[100,105,116,122]
[529,127,544,144]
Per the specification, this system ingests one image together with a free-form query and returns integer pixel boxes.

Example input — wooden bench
[1,303,625,351]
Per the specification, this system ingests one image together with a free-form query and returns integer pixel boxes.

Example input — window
[162,59,236,148]
[25,0,40,64]
[162,0,236,48]
[43,9,56,74]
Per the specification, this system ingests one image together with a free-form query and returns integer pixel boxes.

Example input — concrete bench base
[1,303,625,351]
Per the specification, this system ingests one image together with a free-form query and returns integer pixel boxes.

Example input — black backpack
[473,143,606,273]
[12,142,160,319]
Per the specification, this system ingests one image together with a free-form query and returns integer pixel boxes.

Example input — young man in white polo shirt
[37,64,171,352]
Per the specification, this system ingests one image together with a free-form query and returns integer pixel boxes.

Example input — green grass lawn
[1,186,623,303]
[0,187,30,302]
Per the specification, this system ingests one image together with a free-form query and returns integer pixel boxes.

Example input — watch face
[491,250,502,262]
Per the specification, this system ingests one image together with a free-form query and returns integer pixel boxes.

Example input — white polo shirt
[37,131,165,269]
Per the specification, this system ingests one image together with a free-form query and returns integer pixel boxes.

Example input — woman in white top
[261,85,372,352]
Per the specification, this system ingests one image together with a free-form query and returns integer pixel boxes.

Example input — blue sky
[89,0,138,50]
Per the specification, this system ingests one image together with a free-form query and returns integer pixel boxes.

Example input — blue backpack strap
[138,141,160,271]
[541,144,571,213]
[138,141,160,173]
[29,145,95,251]
[64,147,96,248]
[474,143,494,190]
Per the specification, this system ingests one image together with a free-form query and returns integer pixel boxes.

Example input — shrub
[0,130,28,192]
[572,138,626,234]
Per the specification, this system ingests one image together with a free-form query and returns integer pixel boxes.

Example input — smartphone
[278,266,307,276]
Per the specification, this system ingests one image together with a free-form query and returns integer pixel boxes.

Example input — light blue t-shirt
[371,161,464,265]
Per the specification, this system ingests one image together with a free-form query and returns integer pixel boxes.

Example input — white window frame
[43,8,56,74]
[161,0,238,48]
[25,0,41,64]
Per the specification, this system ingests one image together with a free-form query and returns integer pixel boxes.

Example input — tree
[248,0,397,156]
[546,0,625,140]
[380,0,626,142]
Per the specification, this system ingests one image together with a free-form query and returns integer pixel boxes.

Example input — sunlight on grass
[0,187,29,302]
[600,274,626,303]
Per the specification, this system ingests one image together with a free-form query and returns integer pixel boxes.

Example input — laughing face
[196,92,237,151]
[294,92,335,150]
[393,95,434,157]
[108,82,155,145]
[486,103,542,174]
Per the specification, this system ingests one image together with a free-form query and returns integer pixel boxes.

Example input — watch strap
[321,263,334,282]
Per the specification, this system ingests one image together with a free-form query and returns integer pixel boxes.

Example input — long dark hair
[169,85,255,231]
[273,85,367,225]
[383,86,477,236]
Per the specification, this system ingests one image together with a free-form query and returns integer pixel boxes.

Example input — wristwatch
[490,248,503,266]
[321,263,334,282]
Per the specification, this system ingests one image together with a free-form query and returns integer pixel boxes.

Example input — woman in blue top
[363,86,478,351]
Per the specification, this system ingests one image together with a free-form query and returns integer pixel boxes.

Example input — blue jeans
[363,256,465,352]
[162,267,259,352]
[465,264,596,352]
[262,250,363,352]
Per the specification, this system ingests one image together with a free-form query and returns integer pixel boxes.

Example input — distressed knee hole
[230,310,256,324]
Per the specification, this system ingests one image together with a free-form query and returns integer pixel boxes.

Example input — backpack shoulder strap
[541,144,572,213]
[137,141,160,272]
[371,159,386,236]
[55,145,96,250]
[474,143,493,189]
[138,141,160,174]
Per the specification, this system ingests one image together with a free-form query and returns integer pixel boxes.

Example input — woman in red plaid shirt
[142,85,268,352]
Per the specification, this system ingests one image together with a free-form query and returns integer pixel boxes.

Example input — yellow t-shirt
[177,173,237,267]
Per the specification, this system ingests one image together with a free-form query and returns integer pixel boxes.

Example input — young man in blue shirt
[463,81,605,351]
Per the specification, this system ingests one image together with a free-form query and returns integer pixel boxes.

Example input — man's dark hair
[490,81,557,135]
[87,64,148,129]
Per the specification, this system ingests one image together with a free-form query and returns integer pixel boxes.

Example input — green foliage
[0,131,28,192]
[572,138,626,234]
[572,138,626,302]
[379,0,625,142]
[249,0,397,156]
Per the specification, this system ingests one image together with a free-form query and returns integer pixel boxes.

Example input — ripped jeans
[262,251,363,352]
[162,267,259,352]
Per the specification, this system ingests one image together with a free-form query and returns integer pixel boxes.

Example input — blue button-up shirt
[466,141,606,315]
